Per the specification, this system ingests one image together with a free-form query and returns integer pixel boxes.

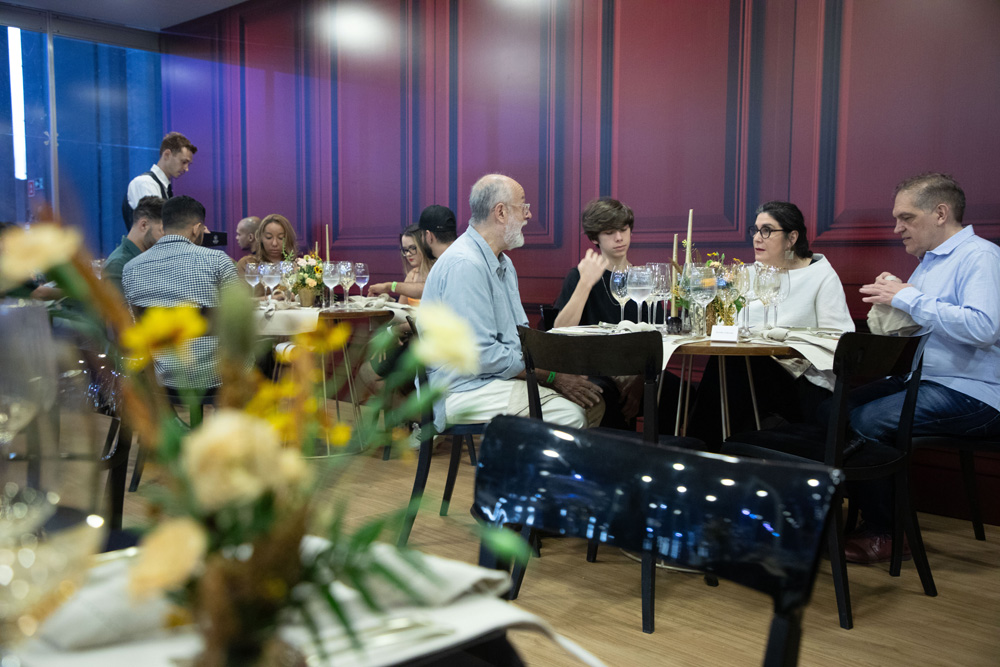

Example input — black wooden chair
[723,333,936,629]
[910,435,998,541]
[475,415,841,661]
[396,317,482,547]
[537,304,558,331]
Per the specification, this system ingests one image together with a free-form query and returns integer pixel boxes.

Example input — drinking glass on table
[646,263,669,326]
[733,263,754,339]
[0,301,106,656]
[754,264,781,330]
[279,260,295,295]
[354,263,369,297]
[627,266,654,324]
[770,268,791,329]
[260,262,281,306]
[322,262,340,309]
[338,261,356,306]
[610,267,630,323]
[688,264,718,337]
[243,261,260,290]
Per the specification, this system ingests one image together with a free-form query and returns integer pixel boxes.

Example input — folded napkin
[37,538,511,652]
[610,321,657,333]
[36,555,174,651]
[348,294,391,309]
[757,327,841,390]
[866,274,920,336]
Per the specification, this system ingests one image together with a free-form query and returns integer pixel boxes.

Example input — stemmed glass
[610,267,630,323]
[733,264,754,339]
[770,268,791,328]
[626,266,654,324]
[322,262,340,309]
[243,261,260,291]
[279,260,296,296]
[259,263,281,306]
[337,261,356,307]
[688,264,718,337]
[717,264,739,326]
[646,263,669,326]
[1,301,105,657]
[754,264,781,330]
[354,263,369,297]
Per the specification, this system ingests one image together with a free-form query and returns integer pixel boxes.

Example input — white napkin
[348,295,391,309]
[866,274,920,336]
[36,556,174,651]
[611,321,657,333]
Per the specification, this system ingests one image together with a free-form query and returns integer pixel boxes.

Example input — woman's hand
[368,282,392,296]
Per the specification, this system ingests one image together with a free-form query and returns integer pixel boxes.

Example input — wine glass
[279,260,296,296]
[1,302,105,655]
[626,266,654,324]
[610,267,630,323]
[322,262,340,309]
[717,264,739,326]
[259,263,281,306]
[754,264,781,330]
[337,261,356,307]
[688,265,718,337]
[770,268,791,328]
[243,261,260,291]
[354,263,369,298]
[733,264,754,340]
[646,263,669,326]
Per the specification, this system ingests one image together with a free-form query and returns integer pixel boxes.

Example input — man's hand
[618,375,642,421]
[860,272,911,305]
[368,281,392,297]
[551,373,603,408]
[578,249,610,289]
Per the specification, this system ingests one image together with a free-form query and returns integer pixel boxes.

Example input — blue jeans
[848,378,1000,529]
[850,378,1000,444]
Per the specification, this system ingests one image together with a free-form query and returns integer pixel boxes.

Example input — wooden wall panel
[611,0,747,245]
[158,0,1000,523]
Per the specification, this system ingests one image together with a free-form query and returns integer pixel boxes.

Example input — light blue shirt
[893,225,1000,407]
[420,225,528,428]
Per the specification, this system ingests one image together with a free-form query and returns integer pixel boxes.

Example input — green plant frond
[477,525,533,562]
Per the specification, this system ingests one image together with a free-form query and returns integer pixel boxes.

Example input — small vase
[297,288,316,308]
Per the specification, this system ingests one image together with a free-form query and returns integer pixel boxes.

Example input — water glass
[688,265,718,337]
[322,262,340,309]
[626,267,654,324]
[610,267,630,323]
[260,263,281,306]
[354,263,369,297]
[244,261,260,289]
[337,261,356,306]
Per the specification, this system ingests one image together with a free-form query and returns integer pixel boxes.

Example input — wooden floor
[122,427,1000,667]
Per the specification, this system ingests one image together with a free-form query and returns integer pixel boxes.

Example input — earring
[784,248,795,262]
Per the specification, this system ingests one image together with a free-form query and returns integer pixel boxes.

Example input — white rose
[0,223,81,289]
[412,303,480,375]
[129,517,208,598]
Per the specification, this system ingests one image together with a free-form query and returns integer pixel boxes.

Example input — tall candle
[325,224,330,262]
[671,233,678,317]
[315,241,319,255]
[685,209,693,266]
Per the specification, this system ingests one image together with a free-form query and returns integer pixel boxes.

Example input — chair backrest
[517,326,663,441]
[538,304,558,331]
[825,332,929,467]
[476,415,843,662]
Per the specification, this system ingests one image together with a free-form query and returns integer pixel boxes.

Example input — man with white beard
[420,173,604,431]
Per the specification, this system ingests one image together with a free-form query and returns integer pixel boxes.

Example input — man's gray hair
[468,174,514,227]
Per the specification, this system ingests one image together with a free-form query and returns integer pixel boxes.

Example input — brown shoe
[844,528,911,564]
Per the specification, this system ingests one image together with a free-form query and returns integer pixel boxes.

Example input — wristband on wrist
[546,371,556,385]
[391,281,398,292]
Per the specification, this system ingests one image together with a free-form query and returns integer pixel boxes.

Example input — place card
[710,325,739,342]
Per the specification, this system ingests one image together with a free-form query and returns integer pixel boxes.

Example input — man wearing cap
[369,204,459,301]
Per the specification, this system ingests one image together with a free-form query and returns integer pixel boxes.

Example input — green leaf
[477,525,533,562]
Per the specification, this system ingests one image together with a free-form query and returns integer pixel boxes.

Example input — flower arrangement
[0,218,497,666]
[671,248,746,327]
[289,251,323,294]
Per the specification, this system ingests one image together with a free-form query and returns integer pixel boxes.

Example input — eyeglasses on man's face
[748,224,785,240]
[505,202,530,217]
[400,245,419,256]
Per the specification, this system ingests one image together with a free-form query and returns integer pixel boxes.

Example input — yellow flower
[328,422,352,447]
[181,409,310,512]
[295,322,351,353]
[130,517,208,599]
[0,223,82,289]
[121,306,207,370]
[412,303,480,375]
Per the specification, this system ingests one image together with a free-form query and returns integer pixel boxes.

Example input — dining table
[547,324,842,439]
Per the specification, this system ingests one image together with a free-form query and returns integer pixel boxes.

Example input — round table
[672,339,799,439]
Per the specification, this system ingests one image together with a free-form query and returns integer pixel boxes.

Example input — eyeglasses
[505,202,531,217]
[400,245,419,256]
[748,224,785,240]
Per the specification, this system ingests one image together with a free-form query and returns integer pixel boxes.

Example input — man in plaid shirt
[123,196,239,389]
